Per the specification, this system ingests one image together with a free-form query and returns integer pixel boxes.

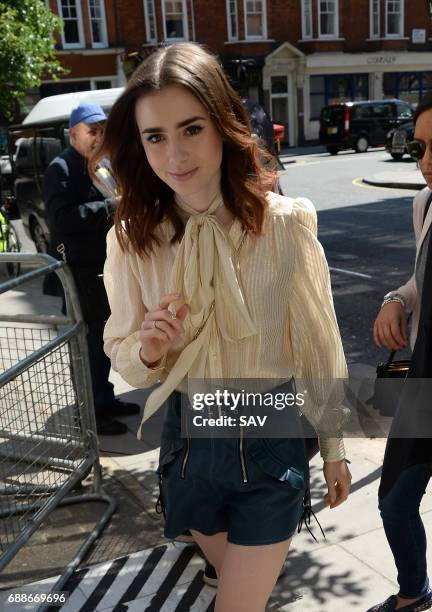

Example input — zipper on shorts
[239,425,249,483]
[181,404,190,479]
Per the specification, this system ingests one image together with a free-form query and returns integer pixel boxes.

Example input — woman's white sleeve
[103,227,166,388]
[287,199,349,462]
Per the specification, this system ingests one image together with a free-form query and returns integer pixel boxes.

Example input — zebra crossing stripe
[77,555,130,612]
[145,546,197,611]
[174,570,207,612]
[111,546,167,611]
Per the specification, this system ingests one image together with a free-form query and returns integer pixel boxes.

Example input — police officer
[43,102,140,435]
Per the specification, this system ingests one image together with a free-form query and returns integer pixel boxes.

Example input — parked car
[319,99,413,155]
[5,89,283,252]
[385,121,415,160]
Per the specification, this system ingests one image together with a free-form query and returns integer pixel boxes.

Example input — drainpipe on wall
[190,0,196,41]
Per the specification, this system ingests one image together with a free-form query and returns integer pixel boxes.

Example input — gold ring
[154,320,160,330]
[169,311,177,320]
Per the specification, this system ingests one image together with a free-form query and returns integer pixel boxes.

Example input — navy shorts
[156,390,308,546]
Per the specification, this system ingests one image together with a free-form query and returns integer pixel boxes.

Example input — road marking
[0,543,217,612]
[352,177,417,192]
[329,266,373,280]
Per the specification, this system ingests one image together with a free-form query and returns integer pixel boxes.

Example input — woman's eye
[186,125,203,136]
[146,134,163,144]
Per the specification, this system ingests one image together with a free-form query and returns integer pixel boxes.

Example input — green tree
[0,0,65,122]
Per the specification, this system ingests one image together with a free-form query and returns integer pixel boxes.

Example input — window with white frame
[386,0,404,37]
[318,0,339,38]
[57,0,84,47]
[163,0,188,41]
[302,0,313,39]
[226,0,239,40]
[370,0,380,37]
[244,0,267,39]
[144,0,157,42]
[88,0,108,47]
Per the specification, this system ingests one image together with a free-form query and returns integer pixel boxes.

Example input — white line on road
[329,266,373,280]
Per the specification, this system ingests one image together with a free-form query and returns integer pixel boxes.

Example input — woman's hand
[373,301,407,351]
[323,459,352,509]
[139,293,189,366]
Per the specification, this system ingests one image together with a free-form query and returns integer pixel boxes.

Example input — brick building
[41,0,432,145]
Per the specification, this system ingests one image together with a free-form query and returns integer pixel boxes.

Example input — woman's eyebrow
[141,115,207,134]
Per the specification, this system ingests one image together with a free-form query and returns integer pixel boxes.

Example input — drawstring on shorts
[155,472,167,519]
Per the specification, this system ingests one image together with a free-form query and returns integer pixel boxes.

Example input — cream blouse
[103,192,348,462]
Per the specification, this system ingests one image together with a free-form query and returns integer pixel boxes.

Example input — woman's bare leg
[215,538,292,612]
[190,529,228,575]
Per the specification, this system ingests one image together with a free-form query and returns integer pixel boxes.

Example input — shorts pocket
[247,439,306,490]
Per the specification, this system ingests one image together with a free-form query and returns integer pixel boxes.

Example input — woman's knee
[379,492,421,523]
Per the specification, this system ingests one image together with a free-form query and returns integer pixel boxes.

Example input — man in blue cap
[43,102,140,435]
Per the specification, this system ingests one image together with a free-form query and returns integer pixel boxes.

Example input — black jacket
[42,145,112,269]
[42,146,113,323]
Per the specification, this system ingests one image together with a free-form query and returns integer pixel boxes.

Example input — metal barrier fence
[0,253,116,612]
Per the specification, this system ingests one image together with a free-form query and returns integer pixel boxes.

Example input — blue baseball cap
[69,102,107,128]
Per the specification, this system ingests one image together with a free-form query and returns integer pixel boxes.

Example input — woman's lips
[168,168,198,181]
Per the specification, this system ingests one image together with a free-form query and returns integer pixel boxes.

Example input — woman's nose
[166,138,188,164]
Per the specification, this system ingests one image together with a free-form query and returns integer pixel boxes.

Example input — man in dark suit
[43,102,139,435]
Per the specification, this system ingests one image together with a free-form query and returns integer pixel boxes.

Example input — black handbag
[374,346,411,417]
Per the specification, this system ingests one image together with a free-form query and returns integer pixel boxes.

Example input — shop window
[310,73,369,120]
[318,0,339,38]
[57,0,84,48]
[383,71,427,107]
[144,0,157,42]
[88,0,108,47]
[226,0,239,40]
[162,0,188,41]
[244,0,267,39]
[385,0,404,37]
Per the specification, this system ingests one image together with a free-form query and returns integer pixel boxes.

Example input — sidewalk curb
[362,176,425,190]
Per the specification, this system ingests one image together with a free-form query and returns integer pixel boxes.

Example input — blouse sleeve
[103,227,166,388]
[286,198,349,462]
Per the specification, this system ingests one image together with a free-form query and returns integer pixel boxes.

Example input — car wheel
[391,153,403,161]
[32,220,49,253]
[355,136,369,153]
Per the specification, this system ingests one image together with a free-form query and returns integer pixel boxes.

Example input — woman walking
[100,42,351,611]
[371,93,432,612]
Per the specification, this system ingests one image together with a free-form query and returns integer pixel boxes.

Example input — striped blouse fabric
[103,192,348,462]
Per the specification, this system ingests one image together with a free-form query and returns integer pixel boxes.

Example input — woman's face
[414,107,432,188]
[135,85,224,210]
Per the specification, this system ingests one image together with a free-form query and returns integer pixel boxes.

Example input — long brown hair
[95,42,277,256]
